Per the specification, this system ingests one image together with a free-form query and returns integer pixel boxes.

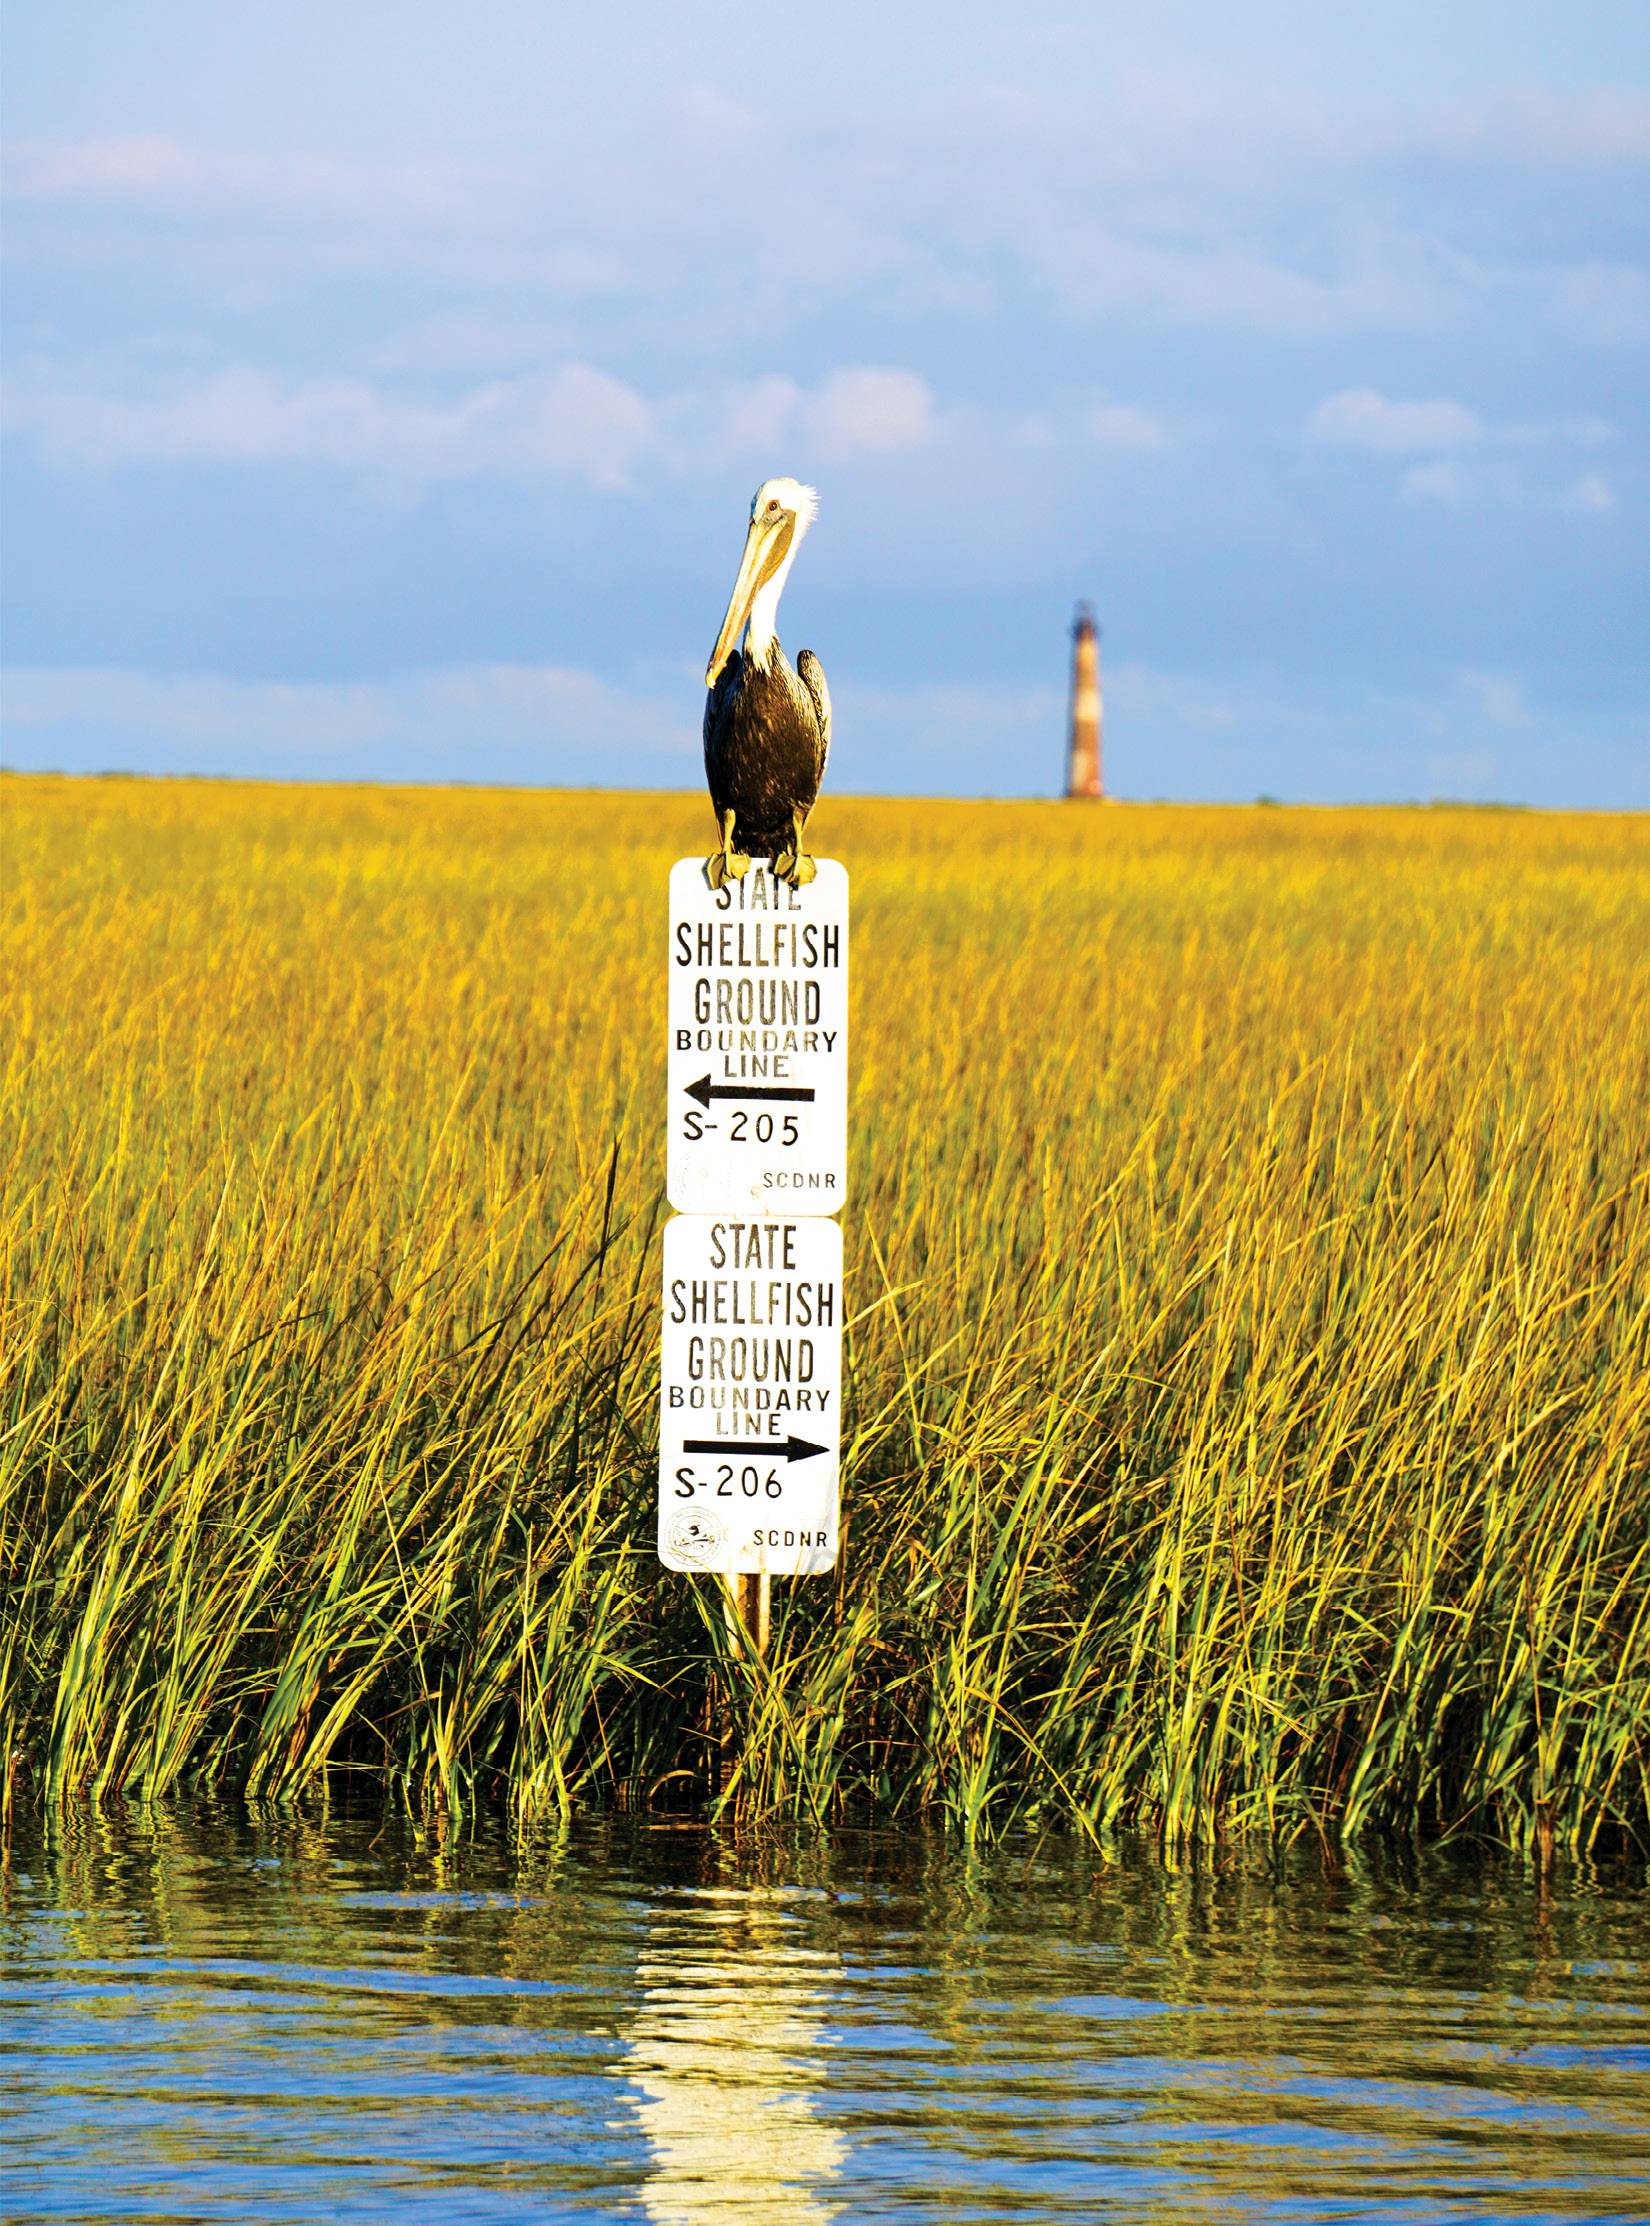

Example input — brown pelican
[703,477,831,889]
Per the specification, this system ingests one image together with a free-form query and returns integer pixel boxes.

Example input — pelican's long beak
[706,508,795,686]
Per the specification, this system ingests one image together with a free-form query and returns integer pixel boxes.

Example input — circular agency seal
[664,1507,728,1568]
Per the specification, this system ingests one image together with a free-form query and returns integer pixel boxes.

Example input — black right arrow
[684,1075,815,1109]
[682,1435,829,1463]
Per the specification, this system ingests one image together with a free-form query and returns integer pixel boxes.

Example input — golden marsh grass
[3,774,1647,1850]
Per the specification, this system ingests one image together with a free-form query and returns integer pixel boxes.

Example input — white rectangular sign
[666,857,848,1218]
[657,1213,841,1575]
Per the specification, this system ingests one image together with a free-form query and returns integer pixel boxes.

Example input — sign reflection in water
[8,1807,1649,2220]
[621,1888,844,2223]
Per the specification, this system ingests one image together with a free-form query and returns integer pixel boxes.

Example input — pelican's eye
[766,499,781,515]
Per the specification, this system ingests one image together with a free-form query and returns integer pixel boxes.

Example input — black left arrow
[684,1075,815,1109]
[681,1436,829,1463]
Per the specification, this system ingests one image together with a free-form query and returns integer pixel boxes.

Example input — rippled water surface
[3,1803,1647,2221]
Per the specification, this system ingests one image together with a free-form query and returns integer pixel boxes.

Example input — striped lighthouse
[1066,604,1103,799]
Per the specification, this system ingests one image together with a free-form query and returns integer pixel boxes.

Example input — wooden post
[718,1573,771,1796]
[660,857,846,1806]
[726,1573,771,1657]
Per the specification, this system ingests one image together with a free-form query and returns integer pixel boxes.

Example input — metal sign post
[667,858,848,1217]
[657,1213,842,1578]
[659,858,847,1671]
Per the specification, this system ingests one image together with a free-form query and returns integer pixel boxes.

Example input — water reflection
[3,1802,1647,2222]
[622,1891,843,2223]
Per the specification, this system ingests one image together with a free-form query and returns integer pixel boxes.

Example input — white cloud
[1422,746,1497,796]
[6,659,1646,809]
[1545,264,1650,348]
[6,135,210,196]
[712,376,802,459]
[829,679,1063,791]
[1401,460,1469,501]
[3,362,654,488]
[1087,403,1169,451]
[832,659,1648,807]
[0,664,698,780]
[1021,227,1437,337]
[1,135,492,233]
[1454,670,1529,728]
[799,369,934,462]
[1467,90,1650,167]
[1,662,1071,795]
[7,82,1649,353]
[1562,469,1617,515]
[1309,391,1626,512]
[511,366,654,482]
[2,355,951,485]
[1400,456,1625,514]
[1103,660,1648,807]
[2,90,1644,798]
[1309,388,1482,453]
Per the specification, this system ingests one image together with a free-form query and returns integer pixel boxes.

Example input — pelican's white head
[706,479,819,685]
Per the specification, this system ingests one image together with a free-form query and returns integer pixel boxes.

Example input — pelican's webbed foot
[773,807,817,889]
[706,808,751,889]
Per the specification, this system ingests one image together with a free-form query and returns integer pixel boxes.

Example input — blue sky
[3,1,1647,804]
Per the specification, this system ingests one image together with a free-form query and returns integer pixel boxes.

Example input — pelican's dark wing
[796,650,831,788]
[703,647,744,807]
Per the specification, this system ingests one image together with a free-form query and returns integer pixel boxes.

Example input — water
[4,1802,1647,2222]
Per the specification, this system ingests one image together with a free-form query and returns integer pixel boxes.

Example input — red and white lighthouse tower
[1065,604,1104,800]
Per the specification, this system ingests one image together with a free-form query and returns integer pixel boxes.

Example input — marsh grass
[3,776,1646,1850]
